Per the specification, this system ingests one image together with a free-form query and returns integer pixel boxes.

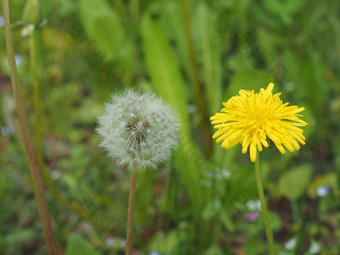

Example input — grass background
[0,0,339,254]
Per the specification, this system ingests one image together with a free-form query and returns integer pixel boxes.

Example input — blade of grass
[180,0,212,157]
[141,14,207,216]
[192,3,222,116]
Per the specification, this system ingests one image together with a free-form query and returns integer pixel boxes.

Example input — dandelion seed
[210,83,308,162]
[97,90,180,169]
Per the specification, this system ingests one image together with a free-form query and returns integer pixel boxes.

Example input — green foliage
[78,0,125,59]
[1,0,340,254]
[274,164,313,201]
[192,2,222,115]
[65,234,99,255]
[225,69,275,98]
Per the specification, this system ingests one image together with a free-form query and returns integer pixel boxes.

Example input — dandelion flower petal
[210,83,308,162]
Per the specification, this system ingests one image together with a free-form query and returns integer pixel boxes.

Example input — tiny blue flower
[316,186,330,197]
[15,54,23,66]
[1,124,15,136]
[284,238,297,250]
[149,250,161,255]
[208,171,215,178]
[217,169,231,180]
[0,15,4,27]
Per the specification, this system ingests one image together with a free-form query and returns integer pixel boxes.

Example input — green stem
[126,169,137,255]
[129,0,139,30]
[113,0,128,25]
[254,154,275,255]
[180,0,212,157]
[28,26,103,233]
[1,0,59,254]
[29,32,42,161]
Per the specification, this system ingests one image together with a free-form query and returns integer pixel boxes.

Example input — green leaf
[275,164,313,201]
[243,240,265,255]
[141,14,206,214]
[140,14,189,133]
[192,3,222,114]
[226,69,275,99]
[226,161,270,207]
[65,234,99,255]
[78,0,125,59]
[202,199,222,220]
[162,2,194,86]
[205,245,224,255]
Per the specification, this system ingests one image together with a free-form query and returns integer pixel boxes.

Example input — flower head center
[126,116,150,145]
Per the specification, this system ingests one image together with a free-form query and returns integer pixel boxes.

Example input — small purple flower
[246,212,259,222]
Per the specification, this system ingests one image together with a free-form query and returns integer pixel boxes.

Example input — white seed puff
[97,90,180,169]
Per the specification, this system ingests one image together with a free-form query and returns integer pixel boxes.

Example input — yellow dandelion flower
[210,83,308,162]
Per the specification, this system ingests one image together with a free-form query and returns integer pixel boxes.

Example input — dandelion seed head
[210,83,308,162]
[97,90,180,169]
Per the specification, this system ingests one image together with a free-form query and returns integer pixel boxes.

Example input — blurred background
[0,0,339,254]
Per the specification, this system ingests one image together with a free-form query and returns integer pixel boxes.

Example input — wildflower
[1,124,15,136]
[0,15,4,27]
[15,54,23,66]
[97,90,179,169]
[246,212,259,222]
[246,199,261,212]
[149,251,161,255]
[217,168,231,180]
[284,238,297,250]
[105,237,115,247]
[309,242,320,254]
[316,186,330,197]
[210,83,307,162]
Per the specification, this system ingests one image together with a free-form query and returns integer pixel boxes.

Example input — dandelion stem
[254,155,275,255]
[126,169,137,255]
[1,0,59,254]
